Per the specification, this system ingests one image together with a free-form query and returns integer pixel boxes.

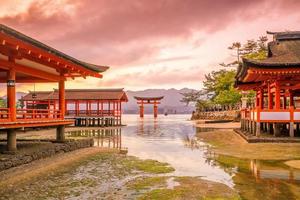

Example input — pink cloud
[0,0,274,65]
[0,0,300,92]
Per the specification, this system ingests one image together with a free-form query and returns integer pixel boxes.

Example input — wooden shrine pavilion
[0,24,108,151]
[236,31,300,137]
[21,89,128,126]
[134,96,164,118]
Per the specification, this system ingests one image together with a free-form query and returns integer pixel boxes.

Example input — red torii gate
[134,96,164,118]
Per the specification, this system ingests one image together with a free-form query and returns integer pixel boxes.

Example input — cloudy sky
[0,0,300,93]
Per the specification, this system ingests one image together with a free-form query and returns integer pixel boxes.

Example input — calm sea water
[68,114,300,199]
[121,114,233,185]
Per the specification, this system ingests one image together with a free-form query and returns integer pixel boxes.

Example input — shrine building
[0,24,108,151]
[21,89,128,126]
[236,31,300,138]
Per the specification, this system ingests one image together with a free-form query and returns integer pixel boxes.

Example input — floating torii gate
[134,96,164,118]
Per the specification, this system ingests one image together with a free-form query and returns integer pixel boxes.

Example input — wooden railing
[0,108,10,121]
[17,109,61,120]
[241,107,300,122]
[0,108,61,121]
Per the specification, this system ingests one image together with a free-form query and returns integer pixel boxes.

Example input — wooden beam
[0,32,103,78]
[0,77,57,83]
[0,58,64,81]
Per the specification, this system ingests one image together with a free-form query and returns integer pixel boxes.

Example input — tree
[224,36,268,67]
[203,69,241,106]
[195,99,213,111]
[228,42,242,63]
[0,98,6,108]
[180,90,202,106]
[186,35,269,112]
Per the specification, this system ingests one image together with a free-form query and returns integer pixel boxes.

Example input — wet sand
[197,128,300,160]
[195,120,240,129]
[0,147,116,188]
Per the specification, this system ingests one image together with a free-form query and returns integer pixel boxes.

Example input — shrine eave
[0,24,109,80]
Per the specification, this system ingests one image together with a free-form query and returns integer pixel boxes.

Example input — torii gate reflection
[134,96,164,118]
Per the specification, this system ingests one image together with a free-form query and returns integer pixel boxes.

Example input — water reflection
[67,129,123,150]
[209,153,300,199]
[121,115,234,186]
[250,160,300,182]
[68,115,300,199]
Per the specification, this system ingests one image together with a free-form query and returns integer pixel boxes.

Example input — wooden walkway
[66,116,118,127]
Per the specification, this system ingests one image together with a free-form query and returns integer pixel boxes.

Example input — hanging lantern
[32,93,37,99]
[32,83,37,99]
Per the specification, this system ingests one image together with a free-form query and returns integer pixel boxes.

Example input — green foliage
[196,99,213,110]
[0,98,6,108]
[203,69,241,106]
[17,100,24,109]
[244,50,267,60]
[225,35,268,67]
[186,35,268,110]
[246,90,256,104]
[213,87,242,106]
[180,90,202,106]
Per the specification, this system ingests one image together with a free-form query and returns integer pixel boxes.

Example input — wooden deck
[0,119,74,129]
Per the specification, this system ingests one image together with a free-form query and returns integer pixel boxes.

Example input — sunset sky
[0,0,300,93]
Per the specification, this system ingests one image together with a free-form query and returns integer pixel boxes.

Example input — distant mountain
[124,88,197,114]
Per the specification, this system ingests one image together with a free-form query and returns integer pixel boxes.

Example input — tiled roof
[236,31,300,83]
[0,24,109,73]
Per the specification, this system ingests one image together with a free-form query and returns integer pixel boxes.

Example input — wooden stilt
[7,129,17,152]
[56,125,65,142]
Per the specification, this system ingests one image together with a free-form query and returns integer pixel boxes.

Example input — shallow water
[67,114,300,199]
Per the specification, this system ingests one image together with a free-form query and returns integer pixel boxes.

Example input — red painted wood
[59,79,65,119]
[7,67,16,121]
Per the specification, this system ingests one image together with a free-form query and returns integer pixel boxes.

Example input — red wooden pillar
[255,92,259,108]
[85,101,88,115]
[154,102,158,118]
[7,68,16,121]
[88,100,92,115]
[268,83,273,109]
[59,79,65,119]
[289,90,294,108]
[54,100,56,110]
[259,89,264,109]
[140,101,144,118]
[76,100,79,115]
[113,101,116,116]
[65,100,68,115]
[108,102,111,115]
[275,81,281,109]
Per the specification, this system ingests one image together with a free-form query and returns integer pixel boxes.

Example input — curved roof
[134,96,164,100]
[0,24,109,73]
[236,31,300,85]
